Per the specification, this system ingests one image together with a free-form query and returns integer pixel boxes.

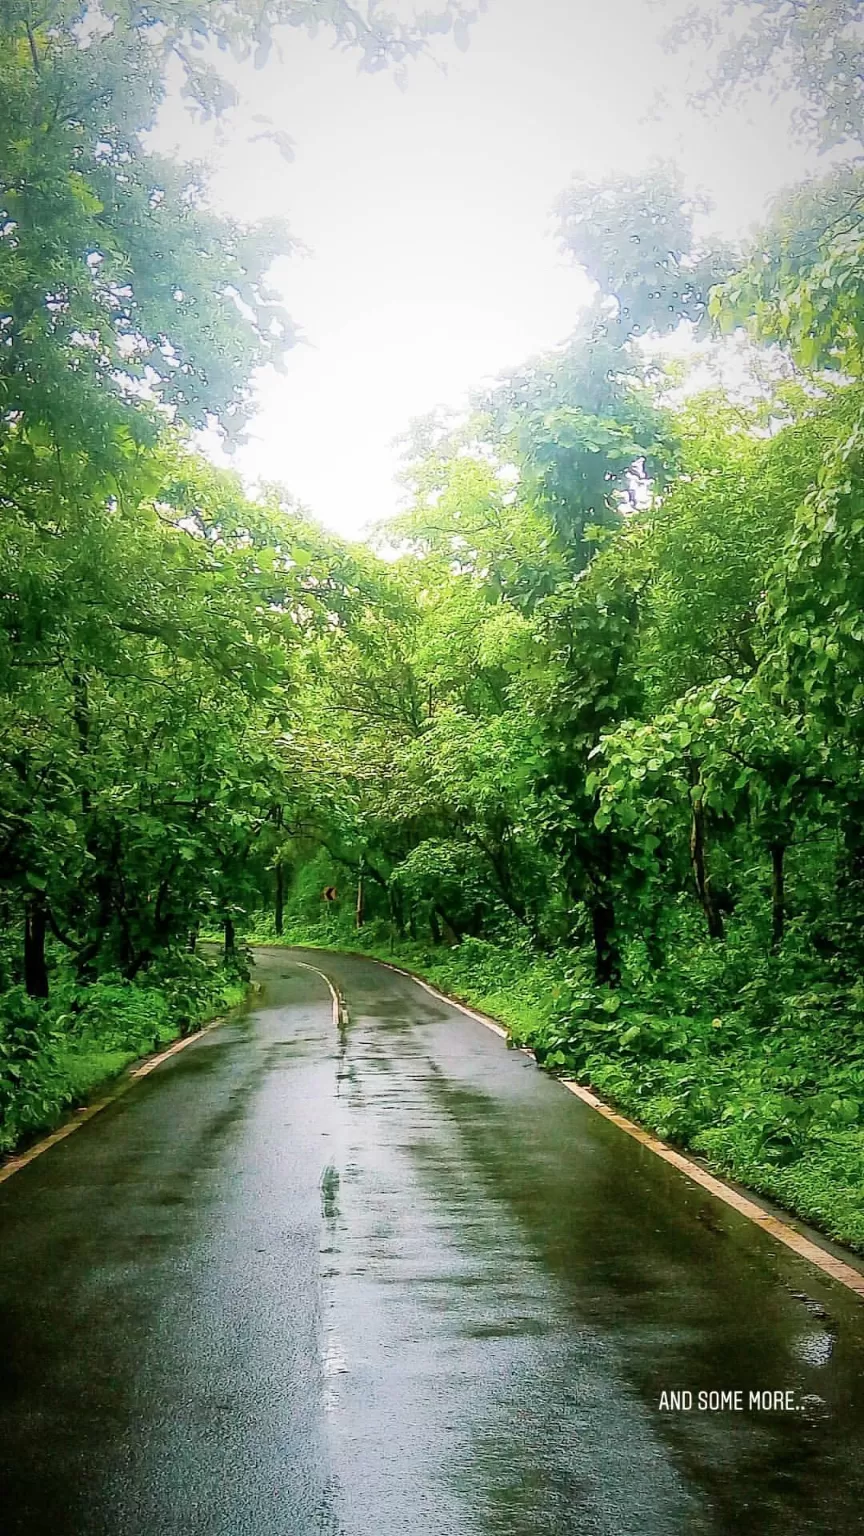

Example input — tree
[0,443,298,988]
[1,0,485,458]
[666,0,864,153]
[555,164,736,339]
[715,168,864,378]
[0,13,294,457]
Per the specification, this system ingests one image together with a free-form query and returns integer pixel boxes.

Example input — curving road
[2,948,864,1535]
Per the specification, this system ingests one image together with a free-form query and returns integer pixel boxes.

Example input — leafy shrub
[0,957,247,1155]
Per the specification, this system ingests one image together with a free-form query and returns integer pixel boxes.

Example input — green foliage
[766,397,864,727]
[556,164,736,338]
[6,4,864,1260]
[0,954,244,1153]
[0,12,293,448]
[476,320,677,562]
[666,0,864,154]
[716,221,864,379]
[634,388,854,701]
[262,155,864,1254]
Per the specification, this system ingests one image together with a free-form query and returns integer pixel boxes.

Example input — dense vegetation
[4,0,864,1251]
[0,0,477,1146]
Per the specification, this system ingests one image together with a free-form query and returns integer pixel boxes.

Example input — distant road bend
[1,947,864,1535]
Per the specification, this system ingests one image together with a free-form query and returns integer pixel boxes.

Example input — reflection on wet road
[1,948,864,1534]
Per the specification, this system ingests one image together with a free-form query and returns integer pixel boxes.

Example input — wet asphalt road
[2,949,864,1535]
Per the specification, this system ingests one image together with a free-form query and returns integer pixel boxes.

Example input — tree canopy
[6,0,864,1250]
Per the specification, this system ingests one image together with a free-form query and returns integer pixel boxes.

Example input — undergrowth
[0,953,247,1156]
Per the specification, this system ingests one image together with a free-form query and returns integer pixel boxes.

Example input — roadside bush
[0,957,247,1156]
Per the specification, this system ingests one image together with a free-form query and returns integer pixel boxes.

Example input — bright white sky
[153,0,820,538]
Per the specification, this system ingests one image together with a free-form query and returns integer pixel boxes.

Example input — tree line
[285,161,864,997]
[4,0,864,1023]
[0,0,471,999]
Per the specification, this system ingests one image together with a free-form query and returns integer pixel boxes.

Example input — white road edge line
[0,1012,228,1187]
[368,955,864,1301]
[1,960,344,1189]
[13,943,857,1300]
[374,959,508,1038]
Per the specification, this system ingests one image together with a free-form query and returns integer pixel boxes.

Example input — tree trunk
[590,899,620,987]
[429,907,442,944]
[355,867,365,928]
[387,886,406,938]
[24,899,49,998]
[475,834,532,933]
[689,791,725,941]
[274,863,284,937]
[125,949,151,981]
[770,842,786,950]
[435,905,462,943]
[224,916,236,961]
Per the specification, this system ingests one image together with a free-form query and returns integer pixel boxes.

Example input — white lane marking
[286,959,345,1030]
[128,1015,226,1079]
